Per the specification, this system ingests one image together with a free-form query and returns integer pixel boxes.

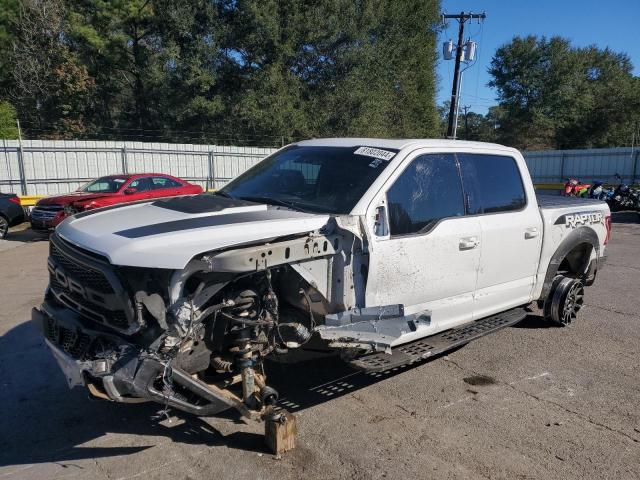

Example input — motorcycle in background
[588,180,605,199]
[564,178,591,197]
[607,174,640,211]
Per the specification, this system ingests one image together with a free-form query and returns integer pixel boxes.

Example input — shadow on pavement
[270,313,553,412]
[1,311,552,466]
[0,319,270,468]
[4,223,48,244]
[510,313,555,329]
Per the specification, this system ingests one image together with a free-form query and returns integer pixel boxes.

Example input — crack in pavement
[586,303,636,317]
[605,262,640,273]
[92,457,112,480]
[442,357,640,445]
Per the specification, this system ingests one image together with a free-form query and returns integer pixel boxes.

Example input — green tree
[461,110,497,142]
[0,101,18,138]
[0,0,19,94]
[488,35,640,150]
[3,0,442,143]
[11,0,95,138]
[153,0,225,139]
[209,0,441,142]
[65,0,162,132]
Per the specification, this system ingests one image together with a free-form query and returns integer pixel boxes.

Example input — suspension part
[232,326,258,407]
[211,356,233,373]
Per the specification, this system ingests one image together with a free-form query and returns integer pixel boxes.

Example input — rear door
[457,153,542,318]
[126,176,156,200]
[365,152,481,330]
[149,176,186,198]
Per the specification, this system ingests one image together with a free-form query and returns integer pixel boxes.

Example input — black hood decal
[152,194,259,214]
[114,208,318,239]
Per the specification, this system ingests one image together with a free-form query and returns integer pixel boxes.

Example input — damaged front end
[35,216,389,420]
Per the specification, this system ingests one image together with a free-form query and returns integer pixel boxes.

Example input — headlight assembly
[64,205,78,216]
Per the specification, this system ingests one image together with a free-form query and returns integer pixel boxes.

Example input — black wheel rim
[0,217,8,238]
[561,281,584,325]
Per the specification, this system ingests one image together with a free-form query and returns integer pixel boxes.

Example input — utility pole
[442,11,486,139]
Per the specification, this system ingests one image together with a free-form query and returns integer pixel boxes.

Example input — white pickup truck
[33,138,611,421]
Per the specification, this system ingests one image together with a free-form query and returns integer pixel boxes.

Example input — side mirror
[124,187,137,195]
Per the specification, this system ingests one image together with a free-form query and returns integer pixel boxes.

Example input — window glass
[387,154,464,236]
[457,154,526,214]
[128,177,154,192]
[221,145,396,214]
[152,176,182,189]
[80,176,128,193]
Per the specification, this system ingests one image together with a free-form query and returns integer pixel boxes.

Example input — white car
[33,138,611,422]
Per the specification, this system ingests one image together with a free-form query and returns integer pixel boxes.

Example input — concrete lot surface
[1,213,639,480]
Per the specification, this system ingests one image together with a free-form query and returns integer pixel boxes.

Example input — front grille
[43,315,93,359]
[50,242,114,293]
[32,205,62,221]
[49,277,130,329]
[48,234,137,334]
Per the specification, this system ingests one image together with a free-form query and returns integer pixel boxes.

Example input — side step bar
[349,308,528,372]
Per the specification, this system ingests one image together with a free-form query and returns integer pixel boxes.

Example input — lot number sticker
[354,146,396,161]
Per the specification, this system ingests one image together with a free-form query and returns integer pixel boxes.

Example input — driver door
[365,152,481,330]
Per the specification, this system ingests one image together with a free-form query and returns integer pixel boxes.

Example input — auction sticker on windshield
[354,146,396,161]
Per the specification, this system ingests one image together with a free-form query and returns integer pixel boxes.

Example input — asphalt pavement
[1,212,639,480]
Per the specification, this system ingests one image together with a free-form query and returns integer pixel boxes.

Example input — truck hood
[37,191,118,206]
[56,195,330,269]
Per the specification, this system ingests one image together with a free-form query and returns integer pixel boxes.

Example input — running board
[348,308,528,372]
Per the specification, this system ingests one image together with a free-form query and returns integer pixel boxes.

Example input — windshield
[220,145,398,214]
[79,176,129,193]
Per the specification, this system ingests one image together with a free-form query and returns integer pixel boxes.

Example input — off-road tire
[544,276,585,327]
[0,215,8,240]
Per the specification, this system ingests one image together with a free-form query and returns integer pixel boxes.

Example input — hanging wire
[474,21,485,102]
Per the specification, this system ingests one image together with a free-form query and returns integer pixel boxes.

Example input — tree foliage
[0,101,19,138]
[0,0,441,143]
[487,35,640,150]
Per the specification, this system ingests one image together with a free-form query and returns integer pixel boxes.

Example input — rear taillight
[604,215,612,245]
[8,196,20,205]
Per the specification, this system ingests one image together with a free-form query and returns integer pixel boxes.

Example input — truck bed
[536,194,604,209]
[536,194,605,209]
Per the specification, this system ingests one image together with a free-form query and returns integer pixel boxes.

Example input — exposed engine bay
[34,215,375,420]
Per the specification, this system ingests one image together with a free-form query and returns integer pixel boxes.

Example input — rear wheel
[545,276,584,327]
[0,215,8,239]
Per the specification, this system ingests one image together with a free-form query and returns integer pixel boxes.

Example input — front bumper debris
[32,305,235,416]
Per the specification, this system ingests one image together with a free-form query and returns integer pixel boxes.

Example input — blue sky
[437,0,640,114]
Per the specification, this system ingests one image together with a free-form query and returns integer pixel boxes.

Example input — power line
[474,21,484,102]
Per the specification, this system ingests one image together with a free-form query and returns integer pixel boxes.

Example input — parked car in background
[30,173,203,232]
[0,193,26,239]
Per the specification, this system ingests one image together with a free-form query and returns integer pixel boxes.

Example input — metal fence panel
[0,139,21,192]
[2,140,638,196]
[0,140,278,195]
[523,147,639,184]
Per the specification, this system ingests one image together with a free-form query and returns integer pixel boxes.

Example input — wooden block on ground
[265,411,297,455]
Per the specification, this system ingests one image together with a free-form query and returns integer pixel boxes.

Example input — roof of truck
[294,137,514,151]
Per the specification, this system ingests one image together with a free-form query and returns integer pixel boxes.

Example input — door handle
[525,227,539,239]
[459,237,480,250]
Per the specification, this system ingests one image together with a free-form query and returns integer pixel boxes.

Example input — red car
[30,173,203,231]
